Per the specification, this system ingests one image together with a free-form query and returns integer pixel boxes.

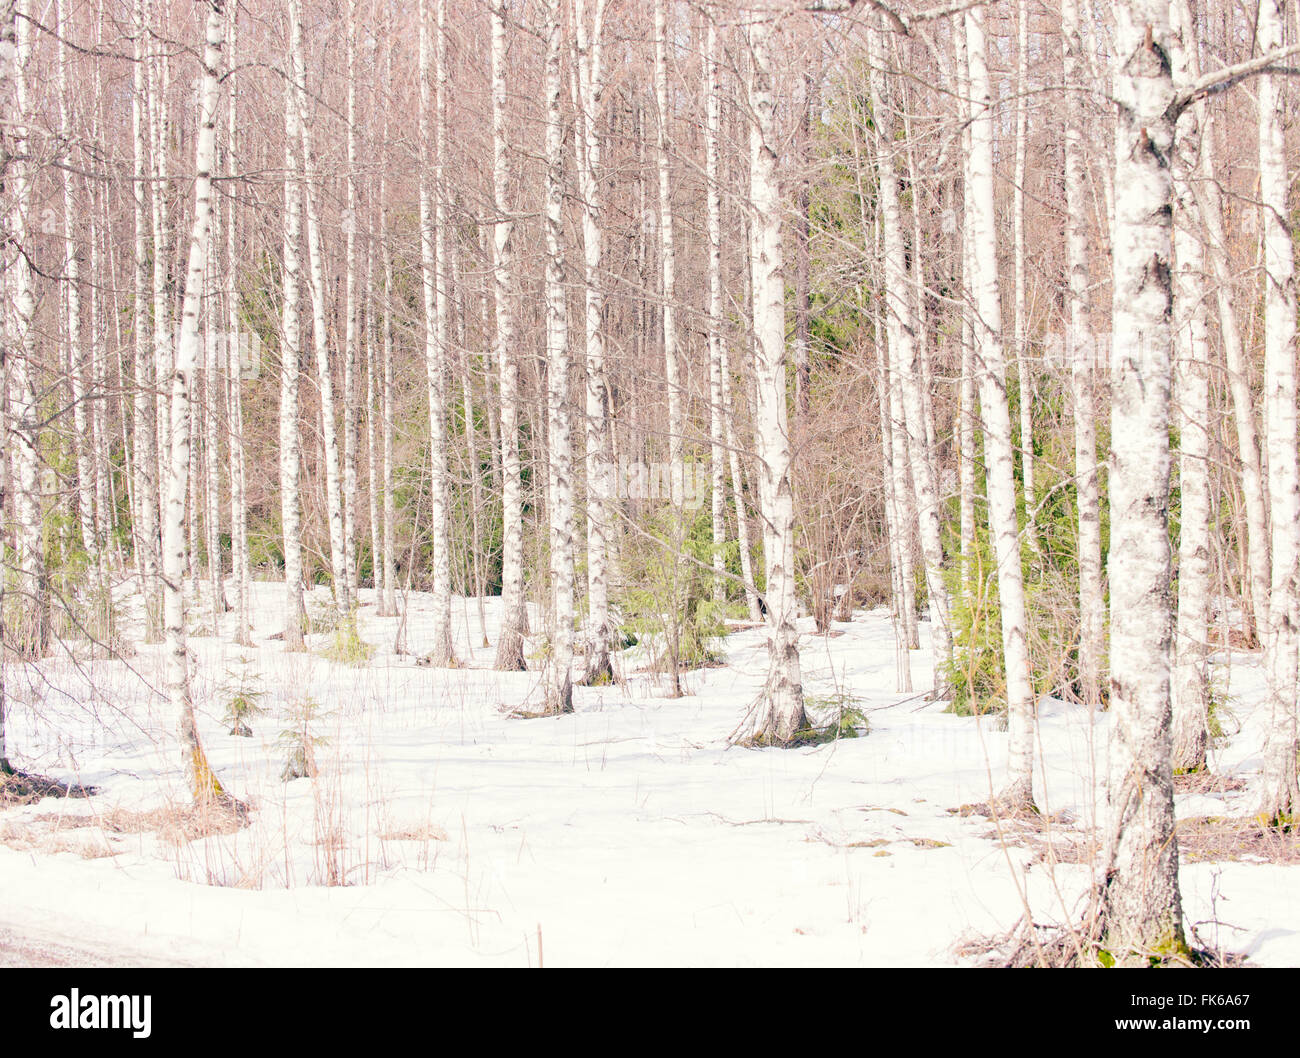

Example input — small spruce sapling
[279,695,328,781]
[220,655,267,737]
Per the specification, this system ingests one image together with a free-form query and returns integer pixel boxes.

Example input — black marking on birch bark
[1136,24,1172,77]
[1147,253,1173,318]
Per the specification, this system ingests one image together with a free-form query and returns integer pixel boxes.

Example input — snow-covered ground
[1,580,1296,967]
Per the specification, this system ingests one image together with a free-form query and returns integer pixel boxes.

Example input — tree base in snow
[493,625,528,672]
[731,703,865,749]
[417,653,464,669]
[578,650,615,687]
[958,914,1241,968]
[989,785,1039,818]
[281,747,317,781]
[734,724,863,749]
[507,704,575,720]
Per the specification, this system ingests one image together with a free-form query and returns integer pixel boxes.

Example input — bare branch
[805,0,988,34]
[1168,42,1300,118]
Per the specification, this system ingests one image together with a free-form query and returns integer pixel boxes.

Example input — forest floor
[0,579,1296,967]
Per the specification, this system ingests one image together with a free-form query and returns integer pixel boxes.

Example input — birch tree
[1013,0,1034,548]
[573,0,614,684]
[1063,0,1103,710]
[163,0,232,803]
[225,0,251,645]
[1193,116,1270,649]
[57,0,98,570]
[379,191,398,620]
[366,245,383,614]
[148,11,172,538]
[1255,0,1300,827]
[279,73,307,651]
[430,0,457,664]
[654,0,683,465]
[867,25,951,701]
[132,0,162,640]
[965,8,1035,810]
[954,18,976,605]
[491,0,528,671]
[4,0,46,660]
[1169,0,1211,774]
[1100,0,1184,960]
[740,8,804,744]
[704,17,728,606]
[710,26,761,626]
[289,0,349,616]
[342,0,361,601]
[203,184,223,623]
[418,0,455,667]
[0,0,13,770]
[543,0,575,714]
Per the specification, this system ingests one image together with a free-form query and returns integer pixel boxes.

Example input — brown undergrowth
[0,797,250,858]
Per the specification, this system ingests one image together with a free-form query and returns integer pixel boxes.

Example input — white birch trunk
[725,365,761,625]
[873,302,913,694]
[573,0,614,683]
[1192,125,1270,646]
[203,203,223,624]
[148,37,172,542]
[1169,0,1210,774]
[491,0,527,671]
[900,96,937,477]
[867,27,952,700]
[741,12,804,744]
[88,170,112,570]
[1013,0,1035,551]
[366,244,383,614]
[1063,0,1104,710]
[1102,0,1185,959]
[966,9,1035,809]
[342,0,360,602]
[453,241,488,644]
[4,0,45,658]
[380,195,398,620]
[543,0,574,714]
[851,106,918,650]
[955,23,976,604]
[279,75,306,650]
[959,315,976,600]
[705,20,727,607]
[654,0,683,464]
[132,0,161,640]
[416,0,455,666]
[225,0,251,645]
[188,387,202,595]
[0,0,14,763]
[289,0,350,615]
[1255,0,1300,826]
[57,0,97,568]
[793,71,813,424]
[164,0,229,803]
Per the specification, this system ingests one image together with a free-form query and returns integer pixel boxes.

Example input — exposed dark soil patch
[0,770,97,807]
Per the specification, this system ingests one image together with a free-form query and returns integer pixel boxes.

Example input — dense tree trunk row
[3,0,1298,963]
